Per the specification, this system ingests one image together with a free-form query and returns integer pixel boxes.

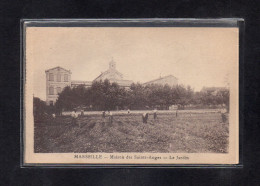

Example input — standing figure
[81,109,84,116]
[221,108,227,123]
[71,109,78,126]
[127,109,130,114]
[78,110,83,127]
[153,108,157,120]
[108,111,113,125]
[102,111,106,118]
[51,113,56,125]
[142,112,149,123]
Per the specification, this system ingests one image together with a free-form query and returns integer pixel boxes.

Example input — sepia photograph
[23,20,239,165]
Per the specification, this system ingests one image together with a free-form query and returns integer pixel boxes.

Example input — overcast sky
[26,27,238,101]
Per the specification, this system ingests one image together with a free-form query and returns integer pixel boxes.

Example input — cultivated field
[34,111,229,153]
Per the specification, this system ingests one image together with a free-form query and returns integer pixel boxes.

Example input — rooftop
[143,75,178,85]
[45,66,71,73]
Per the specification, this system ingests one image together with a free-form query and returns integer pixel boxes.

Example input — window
[49,73,54,81]
[57,74,61,82]
[64,74,68,82]
[49,86,54,95]
[57,87,61,94]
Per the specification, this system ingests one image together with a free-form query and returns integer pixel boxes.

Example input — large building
[45,67,72,106]
[93,59,133,88]
[142,75,178,87]
[45,60,133,105]
[45,60,178,105]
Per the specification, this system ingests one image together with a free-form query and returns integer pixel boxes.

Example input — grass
[34,112,229,153]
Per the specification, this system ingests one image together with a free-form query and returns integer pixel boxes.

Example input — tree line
[51,79,229,112]
[33,79,229,118]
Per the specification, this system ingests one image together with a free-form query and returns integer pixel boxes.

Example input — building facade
[45,60,133,105]
[71,80,92,88]
[93,59,133,88]
[45,60,178,105]
[45,67,71,105]
[142,75,178,87]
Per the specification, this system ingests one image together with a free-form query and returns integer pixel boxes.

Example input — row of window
[49,73,69,82]
[49,86,62,95]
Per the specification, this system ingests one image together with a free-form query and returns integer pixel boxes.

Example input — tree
[55,79,227,111]
[33,97,47,118]
[55,86,84,111]
[89,81,105,110]
[216,89,230,111]
[129,83,149,109]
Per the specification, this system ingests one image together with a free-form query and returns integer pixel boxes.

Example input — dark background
[0,0,259,185]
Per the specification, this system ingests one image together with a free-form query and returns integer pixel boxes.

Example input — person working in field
[80,109,84,116]
[51,113,56,125]
[102,111,106,123]
[102,111,106,118]
[78,110,84,127]
[221,107,227,123]
[142,112,149,123]
[153,108,157,120]
[108,111,113,125]
[71,109,78,126]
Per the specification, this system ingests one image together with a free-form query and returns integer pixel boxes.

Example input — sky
[26,27,238,101]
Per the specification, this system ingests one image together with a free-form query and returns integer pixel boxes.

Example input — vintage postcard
[23,20,240,166]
